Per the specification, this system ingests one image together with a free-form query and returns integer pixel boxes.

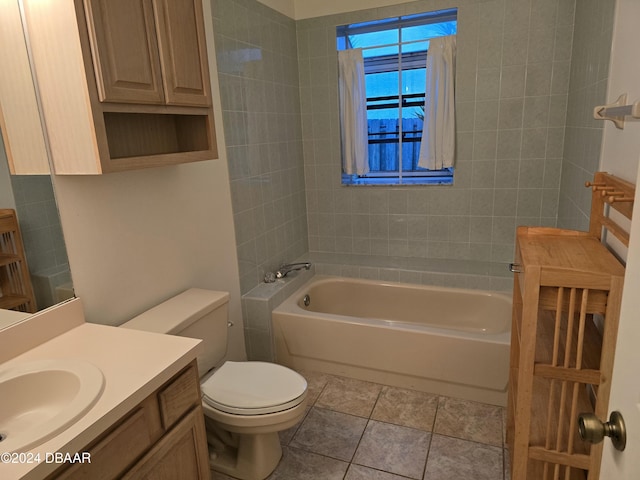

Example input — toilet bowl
[120,288,308,480]
[201,361,307,479]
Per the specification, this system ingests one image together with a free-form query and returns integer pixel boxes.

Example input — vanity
[0,299,211,480]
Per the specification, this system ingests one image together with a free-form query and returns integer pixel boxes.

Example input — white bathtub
[272,276,512,406]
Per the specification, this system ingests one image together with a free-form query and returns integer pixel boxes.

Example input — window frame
[337,9,457,186]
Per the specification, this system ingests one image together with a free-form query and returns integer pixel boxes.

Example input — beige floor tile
[216,372,508,480]
[290,407,368,461]
[297,369,333,405]
[267,446,348,480]
[433,396,504,447]
[353,420,431,479]
[278,405,310,445]
[316,375,382,417]
[345,464,411,480]
[371,386,439,431]
[424,434,503,480]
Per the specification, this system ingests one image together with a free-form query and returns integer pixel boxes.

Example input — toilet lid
[201,361,307,415]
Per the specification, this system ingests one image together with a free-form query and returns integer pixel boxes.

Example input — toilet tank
[121,288,229,375]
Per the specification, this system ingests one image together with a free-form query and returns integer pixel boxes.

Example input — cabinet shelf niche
[103,111,215,166]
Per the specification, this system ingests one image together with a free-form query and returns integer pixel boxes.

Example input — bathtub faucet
[276,262,312,279]
[264,262,312,283]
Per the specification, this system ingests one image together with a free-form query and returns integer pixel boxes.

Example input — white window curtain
[338,48,369,175]
[418,35,456,170]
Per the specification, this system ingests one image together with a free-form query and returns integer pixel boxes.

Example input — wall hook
[594,93,640,129]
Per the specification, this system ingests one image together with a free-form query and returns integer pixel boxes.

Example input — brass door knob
[578,411,626,451]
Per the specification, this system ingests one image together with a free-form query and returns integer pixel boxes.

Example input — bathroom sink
[0,359,105,452]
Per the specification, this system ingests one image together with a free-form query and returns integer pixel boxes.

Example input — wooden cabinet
[84,0,210,107]
[83,0,166,105]
[51,362,211,480]
[507,173,634,480]
[0,0,50,174]
[20,0,218,174]
[122,409,209,480]
[0,209,36,313]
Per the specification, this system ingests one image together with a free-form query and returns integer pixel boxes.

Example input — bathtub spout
[275,262,312,279]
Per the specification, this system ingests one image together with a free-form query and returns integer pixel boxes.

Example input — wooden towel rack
[585,171,636,247]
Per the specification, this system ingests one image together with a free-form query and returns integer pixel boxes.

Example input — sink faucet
[264,262,312,282]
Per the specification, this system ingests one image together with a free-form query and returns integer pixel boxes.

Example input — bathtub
[272,276,512,406]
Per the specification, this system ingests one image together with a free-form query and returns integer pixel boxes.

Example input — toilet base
[202,390,308,480]
[209,430,282,480]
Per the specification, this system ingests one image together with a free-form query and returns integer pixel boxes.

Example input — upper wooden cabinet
[84,0,210,107]
[20,0,218,174]
[153,0,211,106]
[84,0,165,105]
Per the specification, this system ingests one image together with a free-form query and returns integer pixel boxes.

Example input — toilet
[121,288,308,480]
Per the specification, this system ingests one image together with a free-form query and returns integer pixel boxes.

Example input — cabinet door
[0,0,50,174]
[122,408,211,480]
[152,0,211,107]
[83,0,165,104]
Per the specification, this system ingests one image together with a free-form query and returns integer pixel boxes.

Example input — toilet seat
[201,361,307,415]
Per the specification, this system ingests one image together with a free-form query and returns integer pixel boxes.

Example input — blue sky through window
[337,10,457,184]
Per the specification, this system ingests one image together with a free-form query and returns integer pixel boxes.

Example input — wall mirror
[0,0,74,328]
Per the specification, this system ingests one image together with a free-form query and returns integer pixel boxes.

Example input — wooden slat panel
[533,365,601,385]
[529,447,591,470]
[538,287,609,316]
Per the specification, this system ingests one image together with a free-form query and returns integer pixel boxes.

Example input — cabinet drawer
[158,364,200,429]
[56,398,161,480]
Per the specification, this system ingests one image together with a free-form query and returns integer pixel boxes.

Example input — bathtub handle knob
[509,263,522,273]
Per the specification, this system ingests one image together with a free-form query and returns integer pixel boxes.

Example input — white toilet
[121,288,308,480]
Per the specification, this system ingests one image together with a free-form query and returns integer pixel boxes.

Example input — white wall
[49,1,246,361]
[258,0,413,19]
[599,1,640,474]
[255,0,295,18]
[599,0,640,181]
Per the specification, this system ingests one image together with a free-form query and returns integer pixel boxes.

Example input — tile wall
[557,0,616,231]
[212,0,619,359]
[10,176,68,274]
[241,265,314,360]
[212,0,308,295]
[10,175,71,308]
[298,0,575,270]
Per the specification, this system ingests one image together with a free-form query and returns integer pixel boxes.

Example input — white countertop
[0,310,30,330]
[0,314,202,479]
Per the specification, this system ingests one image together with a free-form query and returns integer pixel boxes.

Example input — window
[337,10,457,186]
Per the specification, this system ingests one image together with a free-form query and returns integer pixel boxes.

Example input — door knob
[578,411,626,451]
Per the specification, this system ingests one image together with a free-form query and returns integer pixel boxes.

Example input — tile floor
[214,371,510,480]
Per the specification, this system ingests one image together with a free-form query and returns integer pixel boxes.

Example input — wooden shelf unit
[0,209,36,313]
[507,172,635,480]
